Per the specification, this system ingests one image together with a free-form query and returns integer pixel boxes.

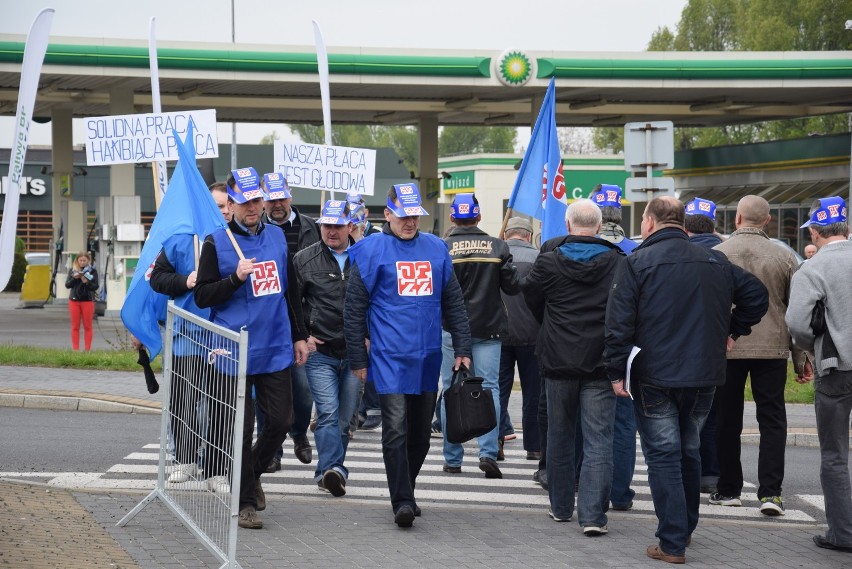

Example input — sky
[0,0,688,148]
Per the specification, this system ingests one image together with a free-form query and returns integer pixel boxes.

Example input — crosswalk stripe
[10,429,817,524]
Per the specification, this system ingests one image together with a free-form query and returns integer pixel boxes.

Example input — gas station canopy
[0,36,850,128]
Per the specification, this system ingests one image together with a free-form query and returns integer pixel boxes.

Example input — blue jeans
[379,392,437,513]
[611,396,637,507]
[440,332,502,465]
[634,383,715,556]
[499,344,542,451]
[545,377,615,526]
[305,351,362,480]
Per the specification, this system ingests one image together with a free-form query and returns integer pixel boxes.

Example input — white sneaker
[206,475,230,494]
[583,524,609,536]
[168,463,198,483]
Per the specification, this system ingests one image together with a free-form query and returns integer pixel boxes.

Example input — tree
[641,0,852,149]
[557,127,596,154]
[438,126,516,156]
[287,124,419,171]
[259,130,280,145]
[647,26,676,51]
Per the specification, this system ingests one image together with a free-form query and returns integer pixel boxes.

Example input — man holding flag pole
[194,167,309,530]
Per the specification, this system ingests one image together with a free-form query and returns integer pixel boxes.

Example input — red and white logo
[817,210,828,222]
[458,203,470,214]
[237,168,253,178]
[699,201,711,212]
[606,190,618,203]
[827,204,841,217]
[396,261,433,296]
[541,162,567,209]
[399,185,414,195]
[144,260,156,281]
[251,260,282,297]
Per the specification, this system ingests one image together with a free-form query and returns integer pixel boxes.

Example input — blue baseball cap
[262,172,292,200]
[317,200,351,225]
[685,198,716,220]
[228,167,264,204]
[349,203,367,225]
[346,190,364,204]
[450,193,480,219]
[590,185,623,208]
[387,183,429,217]
[801,196,848,228]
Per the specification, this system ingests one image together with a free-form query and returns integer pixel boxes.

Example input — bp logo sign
[495,49,535,87]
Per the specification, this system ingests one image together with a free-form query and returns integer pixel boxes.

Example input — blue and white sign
[274,141,376,196]
[84,109,219,166]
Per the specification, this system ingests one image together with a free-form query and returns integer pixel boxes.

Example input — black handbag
[443,365,497,444]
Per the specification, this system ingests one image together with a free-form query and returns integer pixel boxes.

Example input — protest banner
[274,141,377,196]
[84,109,218,166]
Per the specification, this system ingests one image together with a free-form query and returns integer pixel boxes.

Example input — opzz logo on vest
[396,261,433,296]
[251,260,282,297]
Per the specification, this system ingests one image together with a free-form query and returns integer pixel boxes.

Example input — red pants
[69,300,94,351]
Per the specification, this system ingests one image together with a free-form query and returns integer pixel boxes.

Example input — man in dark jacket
[591,184,639,512]
[604,196,768,563]
[498,217,541,461]
[523,199,625,534]
[259,173,319,469]
[683,197,723,495]
[440,193,519,479]
[294,200,360,498]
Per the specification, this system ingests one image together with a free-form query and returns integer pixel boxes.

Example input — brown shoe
[238,507,263,529]
[646,545,685,564]
[255,479,266,511]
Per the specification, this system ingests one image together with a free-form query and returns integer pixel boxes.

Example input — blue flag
[120,124,226,359]
[507,78,567,242]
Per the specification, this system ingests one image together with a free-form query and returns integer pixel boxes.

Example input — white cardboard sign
[84,109,219,166]
[274,141,376,195]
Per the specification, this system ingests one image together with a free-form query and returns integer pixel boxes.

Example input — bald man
[804,243,817,259]
[712,195,805,517]
[605,196,767,563]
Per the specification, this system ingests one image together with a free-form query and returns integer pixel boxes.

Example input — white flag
[0,8,54,291]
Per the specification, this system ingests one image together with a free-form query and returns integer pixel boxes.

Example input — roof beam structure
[0,37,849,128]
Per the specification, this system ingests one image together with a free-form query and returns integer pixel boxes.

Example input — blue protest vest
[210,226,293,375]
[349,231,453,394]
[162,234,210,357]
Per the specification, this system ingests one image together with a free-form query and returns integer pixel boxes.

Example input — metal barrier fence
[118,301,248,569]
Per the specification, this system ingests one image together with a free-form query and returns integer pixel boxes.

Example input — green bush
[4,252,27,292]
[14,237,25,255]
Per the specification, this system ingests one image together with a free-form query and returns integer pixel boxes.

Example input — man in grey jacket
[712,195,805,516]
[786,196,852,553]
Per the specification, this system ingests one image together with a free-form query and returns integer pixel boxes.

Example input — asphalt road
[1,407,160,473]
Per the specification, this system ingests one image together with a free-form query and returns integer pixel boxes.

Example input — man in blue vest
[344,183,471,528]
[195,167,309,530]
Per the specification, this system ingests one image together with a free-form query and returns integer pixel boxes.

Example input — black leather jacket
[293,238,353,358]
[443,225,520,339]
[65,267,98,301]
